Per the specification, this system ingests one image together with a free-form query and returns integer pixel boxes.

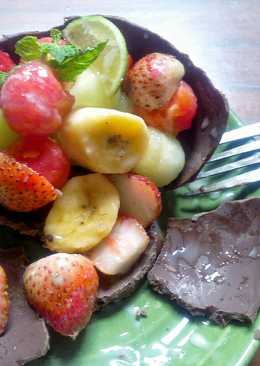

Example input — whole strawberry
[127,52,185,111]
[23,253,99,338]
[0,265,9,335]
[1,61,74,136]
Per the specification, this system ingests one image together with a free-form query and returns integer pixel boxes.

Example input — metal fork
[187,122,260,195]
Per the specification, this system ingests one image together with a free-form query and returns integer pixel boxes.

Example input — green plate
[6,112,260,366]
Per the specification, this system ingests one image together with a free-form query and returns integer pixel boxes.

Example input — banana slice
[58,108,148,174]
[44,174,120,253]
[133,127,185,187]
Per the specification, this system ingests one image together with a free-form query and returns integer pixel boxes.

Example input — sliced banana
[133,127,185,187]
[58,108,148,174]
[44,174,120,253]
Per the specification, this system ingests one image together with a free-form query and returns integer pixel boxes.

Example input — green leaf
[50,28,62,43]
[15,36,42,61]
[52,41,107,81]
[14,35,107,82]
[42,43,80,64]
[0,71,8,86]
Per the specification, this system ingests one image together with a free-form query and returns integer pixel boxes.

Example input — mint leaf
[50,28,62,43]
[14,35,107,82]
[52,42,106,81]
[0,72,8,86]
[42,43,80,64]
[15,36,42,61]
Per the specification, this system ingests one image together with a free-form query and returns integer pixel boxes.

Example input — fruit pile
[0,16,197,338]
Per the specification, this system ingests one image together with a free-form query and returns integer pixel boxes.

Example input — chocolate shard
[96,221,163,309]
[148,198,260,325]
[0,248,49,366]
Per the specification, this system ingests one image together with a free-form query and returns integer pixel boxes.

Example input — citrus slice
[64,16,128,95]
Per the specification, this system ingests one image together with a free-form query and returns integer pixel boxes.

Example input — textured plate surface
[17,112,259,366]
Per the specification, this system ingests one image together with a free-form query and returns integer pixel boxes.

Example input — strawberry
[135,81,198,135]
[109,174,162,228]
[23,253,99,338]
[127,54,134,70]
[89,216,149,275]
[127,52,185,111]
[0,61,74,136]
[0,50,15,72]
[0,151,57,212]
[0,265,9,335]
[8,136,71,189]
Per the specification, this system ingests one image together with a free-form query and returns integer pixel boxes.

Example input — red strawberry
[38,36,67,45]
[135,81,198,135]
[23,253,99,338]
[0,61,74,136]
[127,54,134,71]
[0,50,15,72]
[0,151,57,212]
[89,216,149,275]
[109,174,162,228]
[127,52,185,111]
[8,136,70,189]
[0,265,9,335]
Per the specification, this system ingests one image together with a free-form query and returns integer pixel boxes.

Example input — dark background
[0,1,259,364]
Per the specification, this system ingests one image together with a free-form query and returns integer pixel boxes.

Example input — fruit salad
[0,15,198,340]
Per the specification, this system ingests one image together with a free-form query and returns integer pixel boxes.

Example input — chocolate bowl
[0,14,229,302]
[0,15,229,366]
[0,15,229,189]
[0,13,229,307]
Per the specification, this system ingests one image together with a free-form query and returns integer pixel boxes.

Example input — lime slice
[64,16,128,95]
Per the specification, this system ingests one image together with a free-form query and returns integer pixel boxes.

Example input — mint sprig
[50,28,62,43]
[0,72,8,87]
[51,42,107,81]
[15,36,42,61]
[14,32,106,82]
[41,43,80,64]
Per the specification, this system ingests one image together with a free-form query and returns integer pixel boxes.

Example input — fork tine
[197,153,260,179]
[209,140,260,162]
[188,167,260,195]
[220,122,260,144]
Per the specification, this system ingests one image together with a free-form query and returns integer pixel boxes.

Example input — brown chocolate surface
[96,221,163,309]
[148,198,260,325]
[0,248,49,366]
